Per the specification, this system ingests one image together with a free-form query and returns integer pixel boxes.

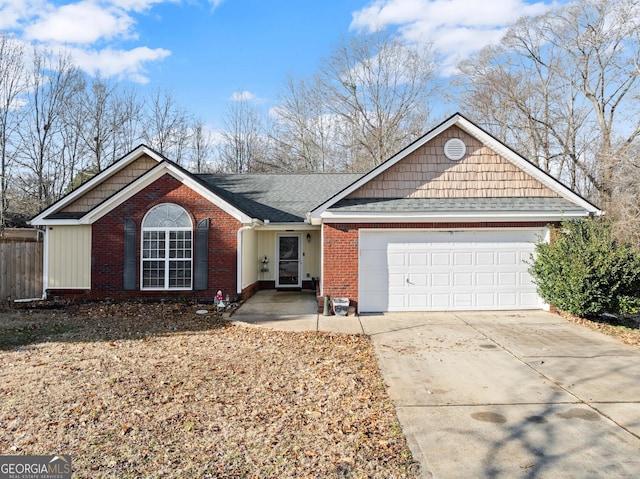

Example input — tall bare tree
[218,97,266,173]
[110,86,144,162]
[189,118,215,173]
[47,77,146,193]
[79,76,136,172]
[142,88,192,164]
[0,34,25,228]
[18,48,84,212]
[271,75,338,172]
[317,32,437,171]
[458,0,640,205]
[59,79,90,195]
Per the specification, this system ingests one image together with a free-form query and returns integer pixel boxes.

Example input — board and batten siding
[47,225,91,288]
[241,227,258,289]
[302,231,321,281]
[254,230,321,283]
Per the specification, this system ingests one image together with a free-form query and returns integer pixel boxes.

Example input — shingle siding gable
[61,154,159,213]
[347,126,559,199]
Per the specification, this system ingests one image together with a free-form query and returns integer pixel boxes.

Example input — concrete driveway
[232,296,640,477]
[360,311,640,479]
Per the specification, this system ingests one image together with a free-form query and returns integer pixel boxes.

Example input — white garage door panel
[359,230,545,312]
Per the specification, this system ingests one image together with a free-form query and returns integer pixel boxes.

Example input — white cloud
[351,0,559,74]
[207,0,223,11]
[109,0,173,13]
[24,1,135,44]
[69,46,171,84]
[230,90,255,102]
[1,0,185,83]
[0,0,48,29]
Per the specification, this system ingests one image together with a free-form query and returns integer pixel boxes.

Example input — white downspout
[236,219,259,295]
[40,228,48,300]
[319,221,324,297]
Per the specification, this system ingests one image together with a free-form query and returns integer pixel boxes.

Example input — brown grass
[0,302,418,478]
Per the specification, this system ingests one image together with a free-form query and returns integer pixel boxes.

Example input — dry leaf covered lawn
[563,312,640,348]
[0,302,418,478]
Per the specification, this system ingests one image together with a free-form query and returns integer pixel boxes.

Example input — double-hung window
[141,203,192,289]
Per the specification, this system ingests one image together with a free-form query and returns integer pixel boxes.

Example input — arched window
[141,203,193,289]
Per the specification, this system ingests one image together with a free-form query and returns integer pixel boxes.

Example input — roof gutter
[317,210,592,223]
[237,219,260,295]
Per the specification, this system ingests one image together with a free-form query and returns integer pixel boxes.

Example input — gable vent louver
[444,138,466,161]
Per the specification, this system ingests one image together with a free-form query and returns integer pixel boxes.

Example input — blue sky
[0,0,563,129]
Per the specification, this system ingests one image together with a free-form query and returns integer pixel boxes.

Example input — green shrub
[618,296,640,315]
[529,219,640,316]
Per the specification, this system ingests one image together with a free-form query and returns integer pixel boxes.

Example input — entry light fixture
[306,233,311,243]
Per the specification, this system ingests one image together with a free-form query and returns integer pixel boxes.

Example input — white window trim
[140,204,194,291]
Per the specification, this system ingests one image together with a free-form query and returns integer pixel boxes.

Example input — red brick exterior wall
[49,174,241,301]
[322,224,359,308]
[322,221,558,311]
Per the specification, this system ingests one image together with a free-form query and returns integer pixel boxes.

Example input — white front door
[359,229,546,312]
[276,234,302,288]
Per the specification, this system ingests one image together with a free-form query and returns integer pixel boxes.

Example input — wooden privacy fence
[0,237,43,301]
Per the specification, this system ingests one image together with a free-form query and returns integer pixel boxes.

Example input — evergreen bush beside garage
[529,219,640,317]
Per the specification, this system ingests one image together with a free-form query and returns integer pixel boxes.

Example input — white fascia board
[319,210,590,223]
[81,163,252,224]
[257,223,319,231]
[31,145,164,225]
[358,226,550,233]
[454,117,601,214]
[31,219,83,226]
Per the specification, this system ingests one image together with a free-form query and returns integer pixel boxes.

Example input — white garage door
[359,230,545,312]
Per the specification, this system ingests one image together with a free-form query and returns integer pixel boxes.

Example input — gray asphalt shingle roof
[196,173,363,222]
[196,173,584,221]
[329,196,583,213]
[44,169,588,223]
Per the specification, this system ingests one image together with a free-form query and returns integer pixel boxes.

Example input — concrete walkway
[232,296,640,478]
[230,290,366,334]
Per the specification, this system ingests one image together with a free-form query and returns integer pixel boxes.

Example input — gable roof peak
[31,144,168,225]
[309,112,600,219]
